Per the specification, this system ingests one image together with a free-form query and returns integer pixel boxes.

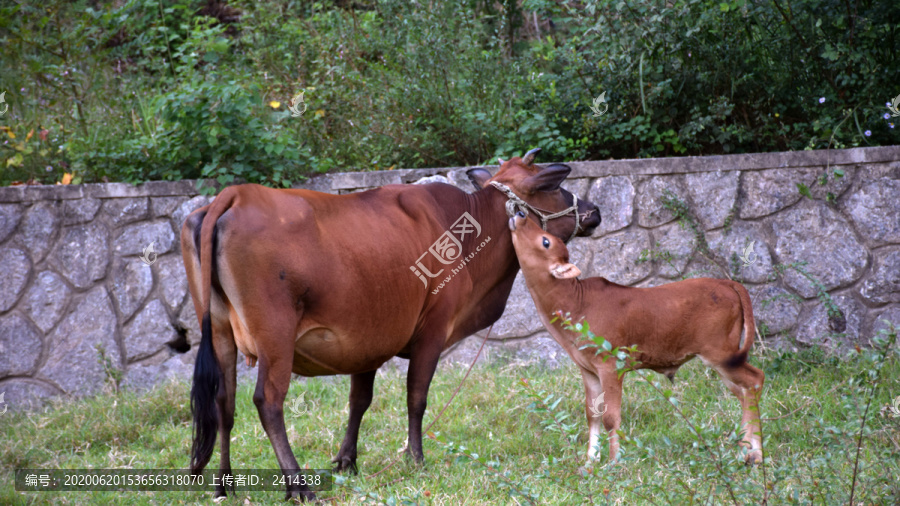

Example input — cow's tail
[190,187,238,475]
[725,282,756,369]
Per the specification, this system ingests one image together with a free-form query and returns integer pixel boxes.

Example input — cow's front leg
[332,370,377,473]
[404,339,444,464]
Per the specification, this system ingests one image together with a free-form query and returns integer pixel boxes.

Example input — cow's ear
[550,262,581,279]
[523,163,571,193]
[467,168,493,190]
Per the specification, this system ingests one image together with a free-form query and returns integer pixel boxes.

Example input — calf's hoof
[744,450,763,465]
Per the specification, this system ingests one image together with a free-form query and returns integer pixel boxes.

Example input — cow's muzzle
[578,203,601,236]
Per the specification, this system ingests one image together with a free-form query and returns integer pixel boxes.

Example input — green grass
[2,346,899,505]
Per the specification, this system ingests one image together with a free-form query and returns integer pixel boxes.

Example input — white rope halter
[489,181,582,241]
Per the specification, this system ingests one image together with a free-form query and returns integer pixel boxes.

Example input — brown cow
[508,212,764,465]
[181,149,601,500]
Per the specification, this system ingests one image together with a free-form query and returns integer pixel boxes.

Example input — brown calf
[508,213,764,464]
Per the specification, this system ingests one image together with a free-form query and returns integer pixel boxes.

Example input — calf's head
[509,212,581,281]
[467,148,601,242]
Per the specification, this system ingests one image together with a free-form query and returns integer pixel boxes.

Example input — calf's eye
[542,237,550,249]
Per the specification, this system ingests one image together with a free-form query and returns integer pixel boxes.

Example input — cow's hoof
[402,447,426,466]
[286,489,316,502]
[331,455,358,474]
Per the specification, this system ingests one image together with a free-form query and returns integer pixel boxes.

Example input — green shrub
[68,19,312,188]
[1,0,897,185]
[522,0,900,159]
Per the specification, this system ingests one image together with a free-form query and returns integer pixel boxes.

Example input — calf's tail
[726,282,756,368]
[190,187,238,474]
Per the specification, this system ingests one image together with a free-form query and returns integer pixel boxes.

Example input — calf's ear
[550,262,581,279]
[524,163,571,193]
[467,168,493,190]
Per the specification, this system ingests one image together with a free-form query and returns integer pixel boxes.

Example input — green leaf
[797,183,812,198]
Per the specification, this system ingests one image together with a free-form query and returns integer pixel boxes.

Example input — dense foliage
[1,0,897,186]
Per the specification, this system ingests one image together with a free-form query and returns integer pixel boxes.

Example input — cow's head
[508,211,581,280]
[466,148,601,241]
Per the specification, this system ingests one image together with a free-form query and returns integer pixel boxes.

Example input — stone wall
[1,146,898,410]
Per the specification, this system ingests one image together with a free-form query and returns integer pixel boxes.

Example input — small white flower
[819,97,826,104]
[864,130,872,136]
[885,113,891,120]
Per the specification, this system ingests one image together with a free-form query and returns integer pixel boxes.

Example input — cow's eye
[542,237,550,249]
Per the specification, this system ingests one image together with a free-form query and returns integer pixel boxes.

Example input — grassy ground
[1,345,899,505]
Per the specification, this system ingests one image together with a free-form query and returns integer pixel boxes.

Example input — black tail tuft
[191,313,220,474]
[724,350,748,369]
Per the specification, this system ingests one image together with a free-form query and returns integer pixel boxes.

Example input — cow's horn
[522,148,541,165]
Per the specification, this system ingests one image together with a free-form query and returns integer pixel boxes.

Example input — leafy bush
[1,0,897,185]
[524,0,900,159]
[71,19,311,188]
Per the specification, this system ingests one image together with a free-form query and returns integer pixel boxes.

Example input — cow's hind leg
[716,361,765,464]
[253,330,315,501]
[213,323,238,498]
[332,370,377,473]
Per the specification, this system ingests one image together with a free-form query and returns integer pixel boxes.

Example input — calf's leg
[333,370,377,473]
[716,362,765,464]
[579,368,605,462]
[597,365,625,462]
